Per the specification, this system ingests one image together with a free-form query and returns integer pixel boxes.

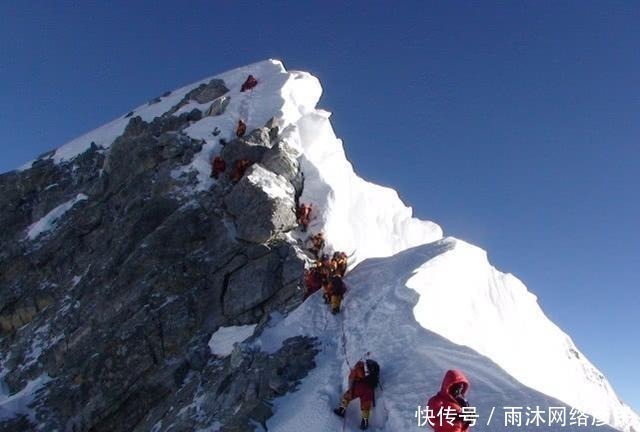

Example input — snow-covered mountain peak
[5,59,639,432]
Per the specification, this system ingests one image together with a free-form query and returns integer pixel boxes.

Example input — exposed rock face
[0,85,315,431]
[225,165,297,243]
[205,95,231,117]
[260,140,304,196]
[134,336,319,432]
[220,127,273,165]
[189,79,229,104]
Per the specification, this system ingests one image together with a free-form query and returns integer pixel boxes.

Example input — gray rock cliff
[0,80,317,431]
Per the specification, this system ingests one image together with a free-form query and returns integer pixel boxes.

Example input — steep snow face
[292,110,443,264]
[407,240,640,432]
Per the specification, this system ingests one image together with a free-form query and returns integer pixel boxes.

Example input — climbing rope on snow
[238,85,257,128]
[340,311,352,369]
[339,310,351,432]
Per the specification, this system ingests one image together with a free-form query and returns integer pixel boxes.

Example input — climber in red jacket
[240,75,258,92]
[210,156,226,179]
[303,266,324,300]
[426,370,472,432]
[333,355,380,430]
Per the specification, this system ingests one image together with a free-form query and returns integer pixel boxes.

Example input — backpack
[330,276,346,296]
[364,359,380,388]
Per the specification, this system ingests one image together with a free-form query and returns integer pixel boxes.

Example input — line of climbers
[216,76,472,431]
[296,205,473,430]
[296,202,378,428]
[297,204,350,315]
[208,75,258,182]
[296,203,378,430]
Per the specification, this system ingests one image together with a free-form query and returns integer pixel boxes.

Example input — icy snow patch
[0,374,51,422]
[25,194,88,240]
[208,325,257,356]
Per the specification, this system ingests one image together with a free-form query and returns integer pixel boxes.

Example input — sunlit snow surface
[208,325,257,357]
[15,59,639,432]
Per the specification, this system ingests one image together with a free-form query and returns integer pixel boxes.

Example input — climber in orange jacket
[236,119,247,137]
[325,274,346,314]
[426,370,472,432]
[332,251,349,277]
[240,75,258,92]
[333,355,381,430]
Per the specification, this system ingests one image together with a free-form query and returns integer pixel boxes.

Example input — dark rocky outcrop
[0,88,315,431]
[165,79,230,117]
[205,96,231,117]
[225,165,297,244]
[220,127,273,165]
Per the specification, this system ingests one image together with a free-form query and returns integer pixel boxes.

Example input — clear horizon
[1,1,638,414]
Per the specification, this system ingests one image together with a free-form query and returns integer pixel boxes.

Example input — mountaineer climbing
[426,370,472,432]
[240,74,258,92]
[231,159,253,182]
[325,274,346,314]
[296,203,313,232]
[308,232,325,259]
[317,254,334,300]
[303,265,324,300]
[333,354,381,430]
[332,251,349,277]
[210,156,226,179]
[236,119,247,137]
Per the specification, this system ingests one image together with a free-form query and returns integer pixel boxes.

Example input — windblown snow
[16,59,639,432]
[24,193,87,240]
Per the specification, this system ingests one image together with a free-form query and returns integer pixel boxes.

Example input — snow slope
[258,240,621,431]
[21,59,638,431]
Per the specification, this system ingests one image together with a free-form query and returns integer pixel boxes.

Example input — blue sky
[1,0,638,413]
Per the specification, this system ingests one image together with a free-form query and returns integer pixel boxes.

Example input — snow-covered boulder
[225,164,297,243]
[260,140,303,195]
[220,127,273,165]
